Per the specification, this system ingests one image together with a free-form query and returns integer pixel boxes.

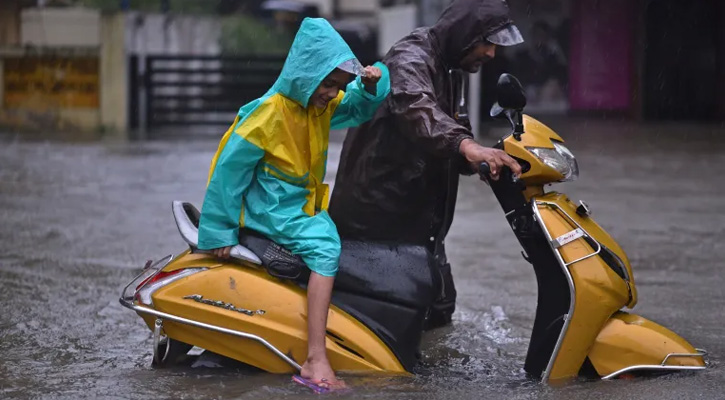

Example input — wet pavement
[1,118,724,399]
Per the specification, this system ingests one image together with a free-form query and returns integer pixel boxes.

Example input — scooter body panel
[588,312,705,378]
[532,194,630,381]
[531,192,638,307]
[137,254,407,374]
[504,115,566,185]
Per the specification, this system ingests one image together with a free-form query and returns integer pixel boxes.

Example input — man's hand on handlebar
[459,138,522,181]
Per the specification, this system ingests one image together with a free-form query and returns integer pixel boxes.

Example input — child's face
[310,69,354,109]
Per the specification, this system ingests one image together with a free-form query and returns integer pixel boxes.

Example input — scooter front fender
[588,311,706,379]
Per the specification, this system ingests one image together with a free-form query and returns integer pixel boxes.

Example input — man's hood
[271,18,359,108]
[430,0,514,68]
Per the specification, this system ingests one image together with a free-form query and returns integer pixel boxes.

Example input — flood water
[1,118,724,399]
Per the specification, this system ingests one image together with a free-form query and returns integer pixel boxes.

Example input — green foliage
[220,15,292,55]
[74,0,291,55]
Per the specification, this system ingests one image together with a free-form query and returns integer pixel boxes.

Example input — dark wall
[719,2,725,119]
[643,0,722,120]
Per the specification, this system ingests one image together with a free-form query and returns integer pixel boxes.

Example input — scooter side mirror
[490,102,505,118]
[496,73,527,110]
[490,103,524,140]
[492,74,526,140]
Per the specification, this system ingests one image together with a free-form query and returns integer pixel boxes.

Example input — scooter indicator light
[576,201,591,217]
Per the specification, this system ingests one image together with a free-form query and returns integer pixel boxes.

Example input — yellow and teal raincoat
[198,18,390,277]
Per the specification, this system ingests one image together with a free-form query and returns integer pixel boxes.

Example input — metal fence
[129,54,285,134]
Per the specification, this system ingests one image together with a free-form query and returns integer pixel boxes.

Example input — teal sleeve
[330,61,391,130]
[197,133,264,250]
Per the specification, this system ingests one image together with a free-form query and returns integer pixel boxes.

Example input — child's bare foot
[300,356,346,389]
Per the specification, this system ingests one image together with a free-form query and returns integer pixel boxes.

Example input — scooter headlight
[527,142,579,182]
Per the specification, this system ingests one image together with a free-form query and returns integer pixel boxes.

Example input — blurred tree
[220,14,292,55]
[75,0,220,13]
[217,0,264,14]
[72,0,289,55]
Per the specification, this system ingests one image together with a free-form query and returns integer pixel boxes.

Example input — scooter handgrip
[478,162,491,180]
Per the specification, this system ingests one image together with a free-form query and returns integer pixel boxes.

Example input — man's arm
[386,58,472,157]
[387,57,520,179]
[459,138,521,180]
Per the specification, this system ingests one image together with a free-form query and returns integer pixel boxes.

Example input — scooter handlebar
[478,162,519,184]
[478,162,491,178]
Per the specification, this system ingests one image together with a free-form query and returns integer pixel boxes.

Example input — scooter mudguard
[587,311,706,379]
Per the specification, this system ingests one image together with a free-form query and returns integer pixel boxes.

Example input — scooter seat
[238,229,437,308]
[337,240,438,308]
[237,229,308,279]
[172,201,437,309]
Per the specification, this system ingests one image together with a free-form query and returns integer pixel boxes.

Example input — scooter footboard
[587,311,706,379]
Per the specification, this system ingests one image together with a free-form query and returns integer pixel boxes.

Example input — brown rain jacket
[329,0,515,249]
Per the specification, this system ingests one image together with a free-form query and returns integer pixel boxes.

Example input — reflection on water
[1,120,723,399]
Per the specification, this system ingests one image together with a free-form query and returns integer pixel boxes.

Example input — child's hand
[362,66,382,85]
[211,246,233,259]
[361,66,382,95]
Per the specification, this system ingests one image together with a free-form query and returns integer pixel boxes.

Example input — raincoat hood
[271,18,359,108]
[430,0,514,68]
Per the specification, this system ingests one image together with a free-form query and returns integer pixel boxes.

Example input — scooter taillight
[135,267,207,306]
[136,269,182,292]
[121,256,173,302]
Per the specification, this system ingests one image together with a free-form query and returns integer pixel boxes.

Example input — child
[197,18,390,389]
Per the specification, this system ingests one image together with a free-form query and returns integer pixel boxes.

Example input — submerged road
[1,118,723,399]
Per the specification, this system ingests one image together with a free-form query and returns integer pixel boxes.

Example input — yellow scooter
[120,73,705,383]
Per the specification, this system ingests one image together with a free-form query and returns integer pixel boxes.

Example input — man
[329,0,524,329]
